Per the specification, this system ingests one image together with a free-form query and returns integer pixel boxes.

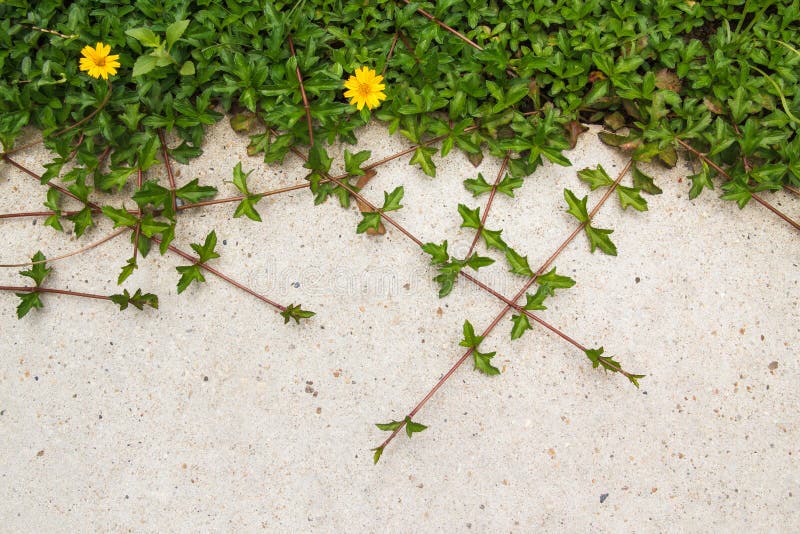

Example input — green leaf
[125,27,160,47]
[133,181,171,209]
[564,189,589,223]
[632,165,662,195]
[421,241,449,264]
[473,350,500,375]
[132,54,158,77]
[585,225,617,255]
[459,320,484,348]
[577,165,614,190]
[102,206,138,228]
[280,303,316,324]
[67,207,94,237]
[465,253,494,271]
[497,174,524,197]
[617,186,648,211]
[139,216,171,238]
[98,167,136,192]
[190,231,220,263]
[504,247,533,277]
[404,416,428,438]
[179,61,195,76]
[344,149,371,177]
[463,173,492,196]
[165,19,190,50]
[176,264,205,293]
[232,162,253,195]
[375,420,403,431]
[481,228,507,251]
[304,143,333,173]
[688,161,714,200]
[16,292,43,319]
[20,252,51,287]
[457,204,481,229]
[372,446,384,464]
[176,179,217,203]
[409,146,437,177]
[357,212,382,234]
[117,258,137,285]
[382,186,404,212]
[110,288,159,311]
[510,313,531,340]
[234,197,262,222]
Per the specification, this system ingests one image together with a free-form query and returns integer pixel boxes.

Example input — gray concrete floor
[1,121,798,531]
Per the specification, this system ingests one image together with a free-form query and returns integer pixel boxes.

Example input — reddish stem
[465,153,509,259]
[1,285,109,300]
[132,167,143,264]
[676,138,800,232]
[400,0,483,51]
[376,159,633,453]
[158,130,178,214]
[288,35,314,147]
[382,33,400,76]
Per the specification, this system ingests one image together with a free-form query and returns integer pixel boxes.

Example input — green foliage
[109,288,159,311]
[280,303,316,324]
[585,347,645,388]
[232,162,263,222]
[175,231,219,293]
[564,189,618,255]
[16,251,51,318]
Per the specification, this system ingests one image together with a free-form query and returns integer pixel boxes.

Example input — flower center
[358,82,371,97]
[95,56,106,67]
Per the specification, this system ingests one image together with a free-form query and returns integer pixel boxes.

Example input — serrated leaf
[191,231,220,263]
[132,54,158,77]
[16,292,43,319]
[233,197,262,222]
[304,143,333,173]
[280,303,316,324]
[20,252,51,287]
[465,253,494,271]
[126,27,160,47]
[422,241,449,264]
[688,161,714,200]
[577,165,614,190]
[481,228,507,251]
[372,446,384,464]
[176,264,205,293]
[510,313,531,340]
[473,350,500,375]
[98,167,136,192]
[404,416,428,438]
[585,225,617,255]
[176,179,217,204]
[357,212,382,234]
[632,165,662,195]
[382,186,404,212]
[504,247,533,277]
[460,320,484,348]
[497,174,523,197]
[434,270,458,298]
[232,162,253,195]
[458,204,481,229]
[344,149,371,177]
[375,420,403,431]
[117,258,137,285]
[617,185,648,211]
[564,189,589,223]
[409,146,436,177]
[463,173,492,196]
[67,207,94,237]
[102,206,138,228]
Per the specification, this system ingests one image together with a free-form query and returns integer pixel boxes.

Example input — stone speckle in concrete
[0,121,798,531]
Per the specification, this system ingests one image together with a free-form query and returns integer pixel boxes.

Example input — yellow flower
[344,66,386,110]
[79,42,120,80]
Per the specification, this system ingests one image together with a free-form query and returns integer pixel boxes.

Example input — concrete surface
[1,120,798,532]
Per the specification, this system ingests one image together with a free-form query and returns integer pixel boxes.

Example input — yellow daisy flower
[79,42,120,80]
[344,66,387,111]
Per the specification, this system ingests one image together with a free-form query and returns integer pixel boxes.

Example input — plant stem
[0,286,109,300]
[288,35,314,147]
[158,130,178,214]
[0,228,127,268]
[52,79,112,138]
[132,168,143,264]
[400,0,483,51]
[375,159,632,454]
[382,33,400,76]
[465,153,509,259]
[5,156,289,313]
[676,138,800,232]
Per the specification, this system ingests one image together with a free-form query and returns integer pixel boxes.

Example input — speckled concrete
[1,120,798,532]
